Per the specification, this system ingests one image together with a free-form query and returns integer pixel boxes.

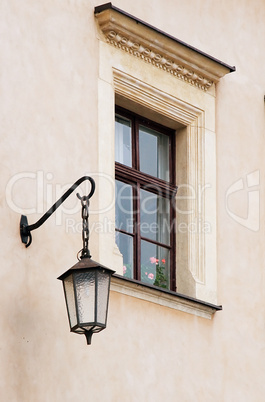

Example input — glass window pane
[140,189,170,245]
[97,271,111,325]
[115,232,134,279]
[115,115,132,167]
[141,240,170,289]
[74,271,95,325]
[115,180,133,233]
[139,125,169,181]
[63,274,77,329]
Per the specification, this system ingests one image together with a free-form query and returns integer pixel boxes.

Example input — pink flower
[161,259,166,264]
[148,273,154,280]
[150,257,159,265]
[123,266,127,274]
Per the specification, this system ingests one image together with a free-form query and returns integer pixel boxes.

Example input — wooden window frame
[115,106,177,291]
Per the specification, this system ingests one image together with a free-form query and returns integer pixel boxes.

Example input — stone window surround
[94,3,235,318]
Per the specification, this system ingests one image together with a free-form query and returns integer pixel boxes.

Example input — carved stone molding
[107,31,212,91]
[95,4,235,92]
[113,68,202,125]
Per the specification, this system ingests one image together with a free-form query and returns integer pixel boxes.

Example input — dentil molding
[106,31,213,91]
[95,3,235,92]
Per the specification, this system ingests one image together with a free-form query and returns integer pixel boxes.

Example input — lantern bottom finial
[84,330,93,345]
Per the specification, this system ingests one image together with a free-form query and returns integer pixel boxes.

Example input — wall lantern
[20,176,115,345]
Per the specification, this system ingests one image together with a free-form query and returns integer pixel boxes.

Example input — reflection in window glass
[115,232,134,279]
[139,126,169,181]
[115,115,132,167]
[141,240,170,289]
[140,189,170,245]
[115,180,133,233]
[115,108,175,290]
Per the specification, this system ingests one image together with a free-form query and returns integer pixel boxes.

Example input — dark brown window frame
[115,106,177,291]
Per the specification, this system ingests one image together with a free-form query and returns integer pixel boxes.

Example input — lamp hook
[20,176,95,247]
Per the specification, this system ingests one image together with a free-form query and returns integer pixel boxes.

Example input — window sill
[110,274,222,319]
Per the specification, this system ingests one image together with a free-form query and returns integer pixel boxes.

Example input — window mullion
[169,130,175,185]
[134,182,141,281]
[134,118,140,171]
[170,193,176,291]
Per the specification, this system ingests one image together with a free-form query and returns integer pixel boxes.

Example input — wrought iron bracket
[20,176,95,248]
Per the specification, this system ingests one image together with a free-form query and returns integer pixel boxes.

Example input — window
[115,107,177,291]
[95,4,234,306]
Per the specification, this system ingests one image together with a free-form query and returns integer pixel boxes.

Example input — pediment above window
[95,3,235,92]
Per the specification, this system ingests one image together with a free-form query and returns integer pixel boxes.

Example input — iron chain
[77,194,91,259]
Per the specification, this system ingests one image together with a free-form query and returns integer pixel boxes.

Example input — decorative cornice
[107,31,213,91]
[95,4,235,92]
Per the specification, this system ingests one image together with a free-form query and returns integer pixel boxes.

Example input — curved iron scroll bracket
[20,176,95,248]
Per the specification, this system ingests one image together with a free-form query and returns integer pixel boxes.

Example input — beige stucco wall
[1,0,265,401]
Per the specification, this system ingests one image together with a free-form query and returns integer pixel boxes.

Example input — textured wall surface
[1,1,265,401]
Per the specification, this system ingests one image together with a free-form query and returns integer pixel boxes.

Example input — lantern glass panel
[97,270,111,325]
[63,274,77,329]
[74,271,96,325]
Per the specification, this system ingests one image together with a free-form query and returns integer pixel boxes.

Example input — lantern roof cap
[57,257,115,281]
